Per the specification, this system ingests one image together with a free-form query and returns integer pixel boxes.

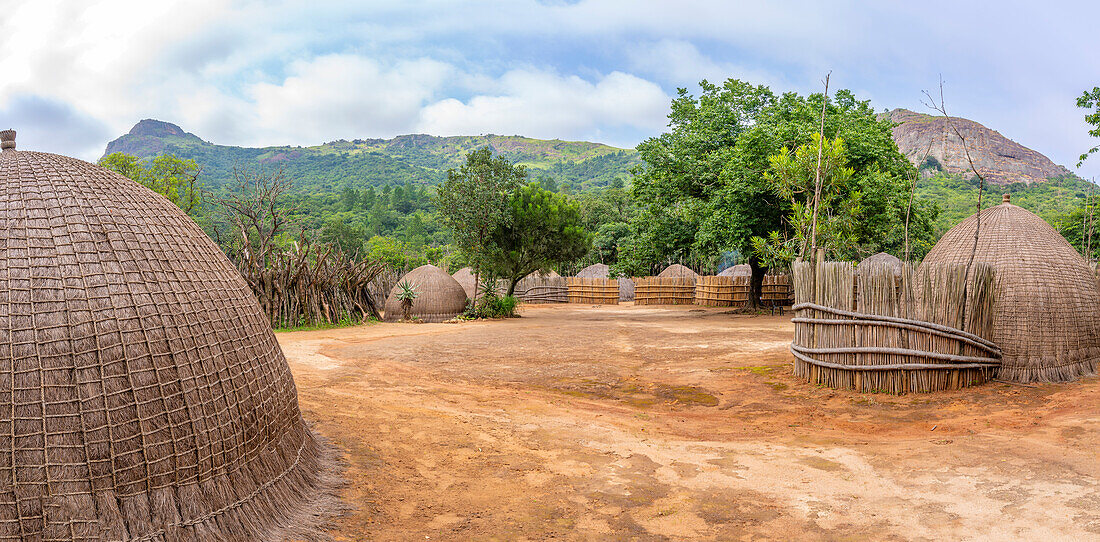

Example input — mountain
[887,108,1075,186]
[104,120,639,192]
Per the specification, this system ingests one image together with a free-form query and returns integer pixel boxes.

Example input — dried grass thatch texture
[921,200,1100,382]
[791,260,1001,393]
[618,277,635,302]
[385,264,468,322]
[717,264,752,278]
[0,149,340,540]
[635,277,695,305]
[574,263,610,279]
[451,267,477,299]
[695,276,750,307]
[657,264,699,281]
[857,252,903,275]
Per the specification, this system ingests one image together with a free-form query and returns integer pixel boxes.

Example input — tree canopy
[1079,86,1100,167]
[99,152,203,215]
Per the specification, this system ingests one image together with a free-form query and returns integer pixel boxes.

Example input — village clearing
[280,304,1100,541]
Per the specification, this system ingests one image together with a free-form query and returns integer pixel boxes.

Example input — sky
[1,0,1098,179]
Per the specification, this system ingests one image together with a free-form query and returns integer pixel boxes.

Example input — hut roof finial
[0,129,14,151]
[1002,193,1011,204]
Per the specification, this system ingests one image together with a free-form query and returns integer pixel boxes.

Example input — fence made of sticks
[694,275,751,307]
[517,275,568,303]
[567,277,620,304]
[634,277,696,305]
[239,246,386,329]
[790,260,1001,393]
[761,274,793,307]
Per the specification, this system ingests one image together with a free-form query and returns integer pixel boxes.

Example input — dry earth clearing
[280,304,1100,541]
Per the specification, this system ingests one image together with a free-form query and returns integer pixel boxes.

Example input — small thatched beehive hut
[0,131,338,540]
[921,194,1100,382]
[452,266,477,299]
[718,264,752,278]
[658,263,699,281]
[386,264,468,322]
[857,252,903,275]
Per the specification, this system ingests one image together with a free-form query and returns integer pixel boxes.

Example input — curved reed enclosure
[515,271,567,303]
[385,264,468,322]
[566,277,619,304]
[922,196,1100,382]
[0,140,339,540]
[635,277,696,305]
[791,261,1001,393]
[694,276,750,307]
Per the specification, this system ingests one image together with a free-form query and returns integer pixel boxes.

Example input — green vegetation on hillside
[915,173,1094,234]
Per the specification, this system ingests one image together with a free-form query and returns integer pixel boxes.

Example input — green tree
[485,183,592,295]
[99,152,203,215]
[435,147,527,294]
[1079,86,1100,167]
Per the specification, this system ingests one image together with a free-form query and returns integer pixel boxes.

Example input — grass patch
[274,317,377,333]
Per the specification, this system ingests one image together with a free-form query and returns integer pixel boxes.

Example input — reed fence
[761,274,792,306]
[791,260,1001,393]
[567,277,620,304]
[634,277,696,305]
[694,275,751,307]
[517,275,568,303]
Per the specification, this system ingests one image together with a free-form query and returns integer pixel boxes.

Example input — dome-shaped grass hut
[921,194,1100,382]
[0,131,338,540]
[452,266,477,299]
[858,252,903,275]
[386,264,468,322]
[658,263,700,280]
[718,264,752,278]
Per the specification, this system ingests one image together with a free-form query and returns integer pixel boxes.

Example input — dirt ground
[279,303,1100,541]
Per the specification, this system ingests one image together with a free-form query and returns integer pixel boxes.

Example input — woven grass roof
[858,252,903,274]
[574,263,610,279]
[718,264,752,277]
[386,264,467,322]
[921,197,1100,382]
[658,264,699,280]
[0,146,339,540]
[452,267,477,299]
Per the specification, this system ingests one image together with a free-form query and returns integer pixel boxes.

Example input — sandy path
[280,304,1100,541]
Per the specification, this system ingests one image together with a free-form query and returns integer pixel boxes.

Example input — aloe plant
[396,280,418,321]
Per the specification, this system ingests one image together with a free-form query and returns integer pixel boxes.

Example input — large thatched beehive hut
[0,131,338,540]
[658,263,699,280]
[921,194,1100,382]
[385,264,468,322]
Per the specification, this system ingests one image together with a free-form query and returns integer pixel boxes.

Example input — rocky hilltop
[104,119,204,157]
[887,108,1073,185]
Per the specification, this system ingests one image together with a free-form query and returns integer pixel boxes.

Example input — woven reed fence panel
[694,276,750,307]
[566,277,619,304]
[0,149,337,541]
[517,276,568,303]
[634,277,696,305]
[791,260,1001,394]
[761,274,792,306]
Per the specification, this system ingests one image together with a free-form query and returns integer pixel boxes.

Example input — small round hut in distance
[921,194,1100,382]
[452,266,477,299]
[857,252,903,275]
[0,131,338,540]
[658,263,699,281]
[718,264,752,278]
[387,264,468,322]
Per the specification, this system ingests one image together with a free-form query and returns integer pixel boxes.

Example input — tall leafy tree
[99,152,203,215]
[486,183,592,295]
[435,148,527,292]
[1079,86,1100,167]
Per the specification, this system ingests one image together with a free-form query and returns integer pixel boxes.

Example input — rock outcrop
[887,108,1073,185]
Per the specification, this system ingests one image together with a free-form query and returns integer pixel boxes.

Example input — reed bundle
[635,277,696,305]
[0,147,339,540]
[566,277,620,304]
[791,260,1001,393]
[242,244,386,328]
[695,275,751,307]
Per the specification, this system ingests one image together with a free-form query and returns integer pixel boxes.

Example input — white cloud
[417,70,669,146]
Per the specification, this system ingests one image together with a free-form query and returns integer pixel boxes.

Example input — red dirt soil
[279,303,1100,541]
